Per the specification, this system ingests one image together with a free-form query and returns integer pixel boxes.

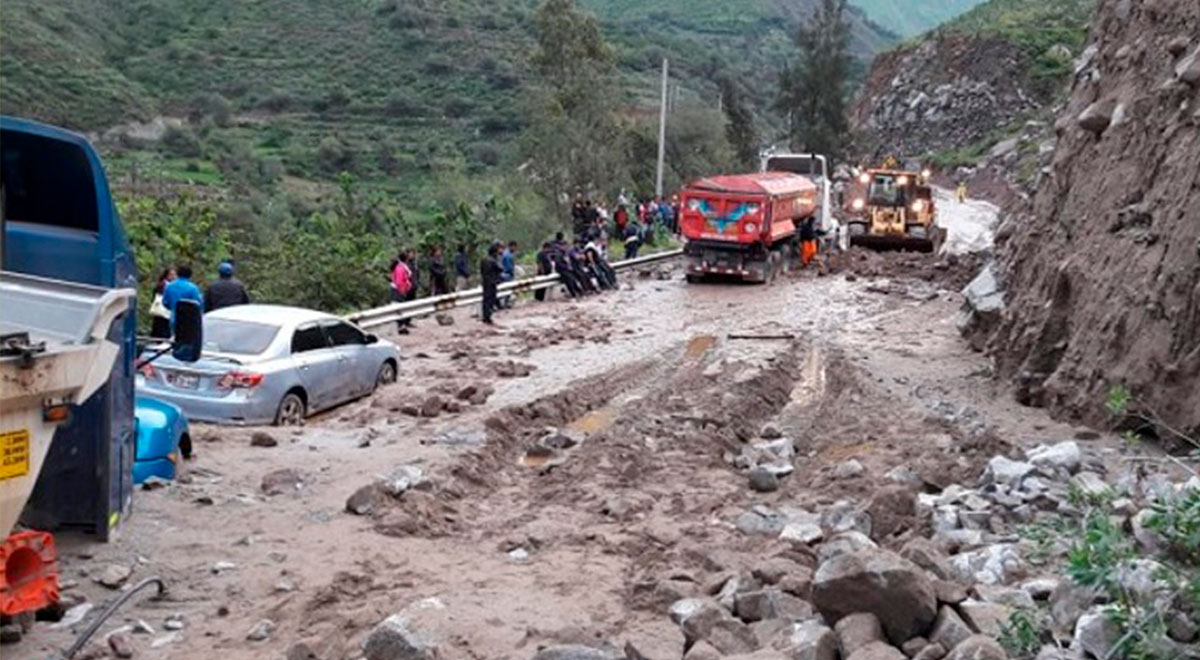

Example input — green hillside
[849,0,987,37]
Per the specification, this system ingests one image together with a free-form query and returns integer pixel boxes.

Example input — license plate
[172,373,200,389]
[0,429,30,480]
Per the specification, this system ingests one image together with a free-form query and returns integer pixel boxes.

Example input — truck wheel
[686,273,702,284]
[274,392,306,426]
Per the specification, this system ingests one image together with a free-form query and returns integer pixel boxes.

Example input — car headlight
[921,169,932,180]
[851,198,865,210]
[911,200,925,213]
[859,172,870,184]
[897,175,909,186]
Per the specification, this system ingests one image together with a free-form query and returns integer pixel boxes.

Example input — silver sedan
[138,305,400,425]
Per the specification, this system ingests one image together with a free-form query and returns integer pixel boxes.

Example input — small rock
[1176,46,1200,86]
[866,486,917,541]
[379,465,424,496]
[1025,441,1081,474]
[1074,608,1122,660]
[362,614,438,660]
[163,615,184,631]
[274,579,297,593]
[532,645,614,660]
[753,557,805,585]
[812,548,937,644]
[834,459,866,479]
[212,561,237,574]
[934,580,968,606]
[435,313,454,326]
[132,620,155,634]
[1078,99,1116,135]
[817,531,878,563]
[787,620,837,660]
[781,521,825,546]
[419,395,444,418]
[683,641,722,660]
[846,641,906,660]
[974,584,1035,609]
[821,501,872,537]
[748,466,781,493]
[760,424,783,440]
[957,601,1012,638]
[983,456,1034,488]
[287,642,320,660]
[1069,472,1109,498]
[899,538,952,580]
[929,605,972,652]
[246,619,275,642]
[944,635,1006,660]
[1167,36,1191,57]
[1050,580,1099,633]
[261,468,303,495]
[835,612,885,657]
[346,483,388,516]
[108,631,135,658]
[912,642,946,660]
[141,475,171,490]
[734,589,780,623]
[250,431,278,448]
[901,637,929,658]
[95,564,132,589]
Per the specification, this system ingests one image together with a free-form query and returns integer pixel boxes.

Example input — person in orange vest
[799,216,818,267]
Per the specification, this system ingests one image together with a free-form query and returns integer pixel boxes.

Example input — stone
[1167,36,1191,57]
[419,396,444,418]
[362,614,438,660]
[261,468,303,495]
[735,589,780,623]
[1115,558,1172,607]
[944,635,1006,660]
[1176,46,1200,86]
[533,645,614,660]
[973,585,1035,609]
[287,642,320,660]
[787,620,838,660]
[901,638,929,658]
[866,486,917,541]
[108,632,135,658]
[817,531,878,564]
[705,619,758,654]
[380,465,424,496]
[683,641,722,660]
[1073,607,1121,660]
[835,612,885,657]
[246,619,275,642]
[1025,441,1080,474]
[736,507,787,536]
[886,465,923,488]
[760,424,783,440]
[846,641,907,660]
[753,557,804,585]
[1167,610,1199,643]
[811,548,937,644]
[947,544,1023,585]
[751,618,794,648]
[778,568,815,600]
[934,580,968,606]
[929,606,972,652]
[781,521,824,546]
[1020,578,1059,601]
[983,456,1034,488]
[1069,472,1109,498]
[957,601,1011,638]
[95,563,132,589]
[900,538,952,581]
[749,467,781,493]
[346,483,388,516]
[1049,581,1098,634]
[835,459,866,479]
[1078,99,1116,134]
[250,431,278,447]
[212,561,237,574]
[0,625,21,644]
[821,502,872,537]
[435,313,454,326]
[912,643,946,660]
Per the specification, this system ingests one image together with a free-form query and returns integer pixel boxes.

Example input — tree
[718,76,759,169]
[520,0,627,220]
[776,0,852,158]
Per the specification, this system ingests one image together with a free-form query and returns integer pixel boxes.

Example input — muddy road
[15,197,1111,660]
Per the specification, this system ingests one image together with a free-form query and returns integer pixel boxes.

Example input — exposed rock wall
[851,34,1044,159]
[984,0,1200,439]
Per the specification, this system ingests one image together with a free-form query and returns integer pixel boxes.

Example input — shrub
[384,93,424,117]
[161,125,202,158]
[316,136,354,174]
[443,96,475,118]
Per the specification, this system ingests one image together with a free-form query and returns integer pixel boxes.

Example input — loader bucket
[849,233,936,253]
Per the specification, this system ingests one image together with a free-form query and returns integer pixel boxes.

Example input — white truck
[760,150,849,252]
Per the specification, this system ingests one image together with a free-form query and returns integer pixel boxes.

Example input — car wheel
[376,361,397,387]
[274,392,306,426]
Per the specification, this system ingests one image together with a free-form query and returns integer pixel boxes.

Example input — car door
[321,320,373,400]
[289,322,342,412]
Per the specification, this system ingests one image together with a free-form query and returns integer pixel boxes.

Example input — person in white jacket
[149,267,176,338]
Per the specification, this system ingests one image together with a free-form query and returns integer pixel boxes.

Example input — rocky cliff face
[851,33,1046,159]
[979,0,1200,441]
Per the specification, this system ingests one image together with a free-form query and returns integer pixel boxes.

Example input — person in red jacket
[391,252,414,334]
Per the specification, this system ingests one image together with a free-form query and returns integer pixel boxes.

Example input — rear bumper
[137,384,278,425]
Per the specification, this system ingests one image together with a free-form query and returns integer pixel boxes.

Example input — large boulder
[362,614,438,660]
[811,549,937,644]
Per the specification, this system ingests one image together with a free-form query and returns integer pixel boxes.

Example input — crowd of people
[386,190,682,329]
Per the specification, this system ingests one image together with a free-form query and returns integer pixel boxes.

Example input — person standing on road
[480,242,504,325]
[499,241,517,309]
[799,216,818,268]
[429,246,449,296]
[391,252,414,334]
[205,261,250,313]
[149,267,177,339]
[454,245,471,291]
[624,220,642,259]
[162,264,203,330]
[534,242,554,302]
[956,180,968,204]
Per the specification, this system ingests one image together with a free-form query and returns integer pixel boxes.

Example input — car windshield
[202,318,281,356]
[868,175,907,206]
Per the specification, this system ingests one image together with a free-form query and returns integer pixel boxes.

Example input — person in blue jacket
[161,263,204,330]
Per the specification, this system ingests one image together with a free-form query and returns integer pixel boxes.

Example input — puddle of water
[789,345,827,407]
[685,334,717,358]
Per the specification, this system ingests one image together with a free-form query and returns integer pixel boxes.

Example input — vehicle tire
[848,222,867,236]
[376,361,397,387]
[274,392,306,426]
[685,273,702,284]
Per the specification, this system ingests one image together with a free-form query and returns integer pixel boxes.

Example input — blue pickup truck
[1,116,191,535]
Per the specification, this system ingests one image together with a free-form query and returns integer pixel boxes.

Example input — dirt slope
[979,0,1200,440]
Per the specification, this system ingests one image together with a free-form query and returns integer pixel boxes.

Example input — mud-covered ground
[12,195,1118,660]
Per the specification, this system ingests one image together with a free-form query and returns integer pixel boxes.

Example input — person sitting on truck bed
[162,264,203,330]
[205,261,250,313]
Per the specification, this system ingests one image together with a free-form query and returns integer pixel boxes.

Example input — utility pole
[655,57,668,198]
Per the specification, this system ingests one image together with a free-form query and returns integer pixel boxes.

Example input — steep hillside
[849,0,987,38]
[970,0,1200,439]
[850,0,1094,161]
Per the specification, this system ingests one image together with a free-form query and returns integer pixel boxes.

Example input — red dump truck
[679,172,818,283]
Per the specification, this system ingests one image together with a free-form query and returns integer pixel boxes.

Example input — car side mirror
[172,300,203,362]
[364,333,378,345]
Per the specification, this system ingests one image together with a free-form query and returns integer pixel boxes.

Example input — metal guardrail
[346,248,683,329]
